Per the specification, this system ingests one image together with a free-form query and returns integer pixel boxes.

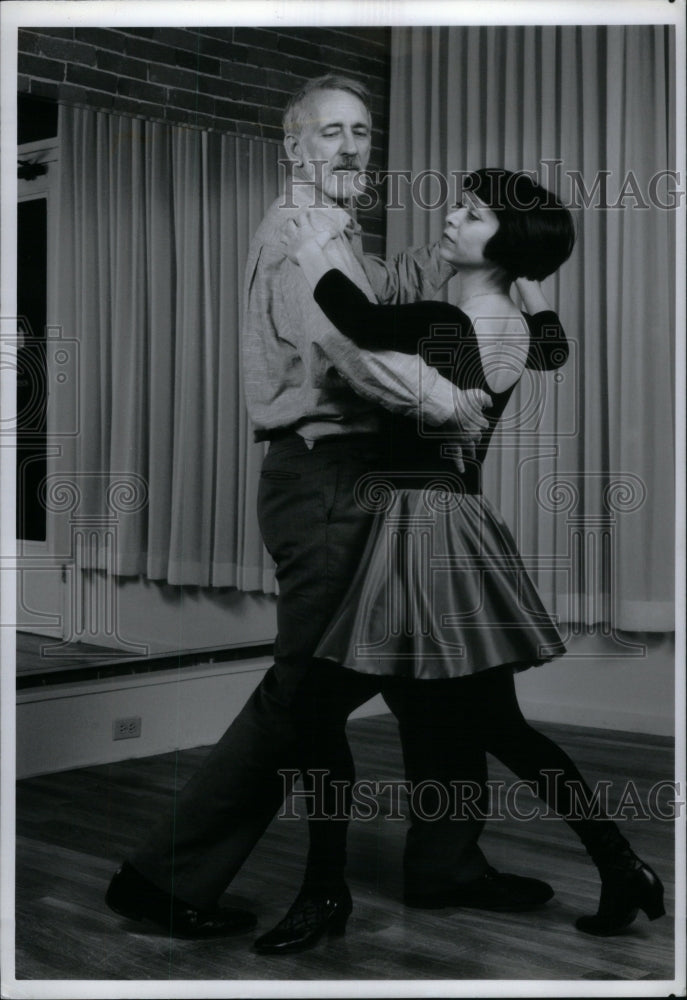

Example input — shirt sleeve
[525,311,569,370]
[362,240,456,304]
[277,257,459,427]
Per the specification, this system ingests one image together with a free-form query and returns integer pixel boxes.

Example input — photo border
[1,2,685,998]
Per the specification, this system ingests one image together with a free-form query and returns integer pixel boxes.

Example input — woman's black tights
[300,664,626,890]
[396,665,623,852]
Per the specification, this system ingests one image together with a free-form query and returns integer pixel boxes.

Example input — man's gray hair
[282,74,372,136]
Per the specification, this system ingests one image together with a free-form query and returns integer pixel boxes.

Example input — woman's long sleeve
[313,268,457,354]
[524,311,569,370]
[314,267,569,371]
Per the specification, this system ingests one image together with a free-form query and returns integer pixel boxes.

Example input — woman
[256,169,664,952]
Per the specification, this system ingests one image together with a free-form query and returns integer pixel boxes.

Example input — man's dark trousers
[131,434,489,910]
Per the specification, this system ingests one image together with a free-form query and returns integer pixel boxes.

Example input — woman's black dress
[312,269,568,679]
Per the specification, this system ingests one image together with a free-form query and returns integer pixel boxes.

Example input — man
[106,74,552,951]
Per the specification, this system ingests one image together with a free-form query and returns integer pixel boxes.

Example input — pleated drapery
[388,25,675,631]
[52,107,279,591]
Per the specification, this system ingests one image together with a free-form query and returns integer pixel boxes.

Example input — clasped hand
[447,388,492,472]
[452,388,491,442]
[280,211,338,262]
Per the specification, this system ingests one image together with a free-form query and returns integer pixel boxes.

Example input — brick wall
[17,26,391,250]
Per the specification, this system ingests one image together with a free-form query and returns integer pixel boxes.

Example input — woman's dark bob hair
[464,169,576,282]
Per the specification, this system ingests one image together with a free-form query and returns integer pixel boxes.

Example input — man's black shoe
[105,861,257,938]
[404,867,554,912]
[254,883,352,954]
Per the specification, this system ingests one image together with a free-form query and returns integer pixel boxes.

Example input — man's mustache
[333,157,361,170]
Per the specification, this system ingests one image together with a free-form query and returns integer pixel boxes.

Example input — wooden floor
[14,716,676,986]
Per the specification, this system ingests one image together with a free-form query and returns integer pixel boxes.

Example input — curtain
[50,107,279,591]
[387,25,675,631]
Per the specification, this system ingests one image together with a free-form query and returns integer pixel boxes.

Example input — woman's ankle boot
[576,824,665,936]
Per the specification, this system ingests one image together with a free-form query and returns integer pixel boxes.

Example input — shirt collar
[283,179,361,235]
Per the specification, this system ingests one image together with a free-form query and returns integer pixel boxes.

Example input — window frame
[16,135,59,556]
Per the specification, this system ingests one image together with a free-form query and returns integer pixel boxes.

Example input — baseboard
[16,630,675,777]
[514,632,675,738]
[16,658,390,778]
[16,658,270,778]
[515,698,674,738]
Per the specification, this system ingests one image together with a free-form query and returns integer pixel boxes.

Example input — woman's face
[439,192,500,269]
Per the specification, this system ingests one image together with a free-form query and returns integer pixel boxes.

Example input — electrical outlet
[113,716,142,740]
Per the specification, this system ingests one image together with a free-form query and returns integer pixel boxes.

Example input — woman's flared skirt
[316,489,566,679]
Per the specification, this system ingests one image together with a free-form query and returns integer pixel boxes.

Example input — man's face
[284,88,372,204]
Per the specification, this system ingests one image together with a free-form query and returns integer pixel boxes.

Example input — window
[16,96,58,544]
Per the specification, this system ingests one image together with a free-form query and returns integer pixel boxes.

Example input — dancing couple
[106,74,664,954]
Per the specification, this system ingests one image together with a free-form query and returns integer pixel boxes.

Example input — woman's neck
[456,269,511,309]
